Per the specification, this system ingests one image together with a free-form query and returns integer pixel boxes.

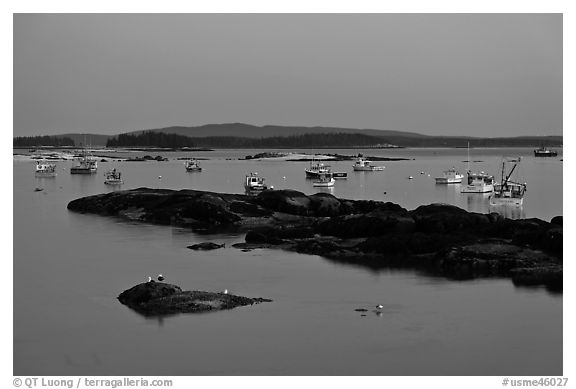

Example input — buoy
[158,176,162,179]
[408,176,413,179]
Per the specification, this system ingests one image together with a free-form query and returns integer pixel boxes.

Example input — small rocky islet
[68,188,563,293]
[118,281,272,316]
[187,242,225,250]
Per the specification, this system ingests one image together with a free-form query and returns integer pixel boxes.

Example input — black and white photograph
[10,8,569,383]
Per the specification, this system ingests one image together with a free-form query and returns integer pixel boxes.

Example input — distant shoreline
[13,145,563,151]
[14,124,562,149]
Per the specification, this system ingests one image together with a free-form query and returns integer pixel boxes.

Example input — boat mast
[467,142,470,172]
[504,161,518,184]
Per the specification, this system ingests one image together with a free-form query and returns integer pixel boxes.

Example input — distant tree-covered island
[190,133,395,148]
[13,135,75,148]
[106,131,197,148]
[105,131,396,149]
[15,123,563,149]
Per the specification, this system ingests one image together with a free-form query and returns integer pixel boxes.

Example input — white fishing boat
[244,172,268,192]
[70,148,97,174]
[435,167,464,184]
[461,172,494,193]
[305,159,331,178]
[104,168,123,185]
[353,157,385,171]
[490,158,526,207]
[35,161,57,177]
[534,146,558,157]
[184,159,202,172]
[460,142,493,192]
[312,172,335,187]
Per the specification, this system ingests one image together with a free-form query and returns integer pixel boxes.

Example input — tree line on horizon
[13,135,75,147]
[106,131,198,148]
[15,130,563,149]
[106,131,390,148]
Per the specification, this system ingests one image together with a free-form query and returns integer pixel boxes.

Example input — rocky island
[118,281,272,316]
[68,188,563,292]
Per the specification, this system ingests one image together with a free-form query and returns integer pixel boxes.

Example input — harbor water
[13,147,563,375]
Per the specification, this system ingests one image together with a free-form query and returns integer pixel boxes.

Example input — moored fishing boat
[104,168,123,185]
[353,157,385,171]
[461,171,494,193]
[435,167,464,184]
[184,159,202,172]
[305,159,331,178]
[244,172,269,192]
[533,146,558,157]
[460,142,492,192]
[312,172,335,187]
[70,148,97,174]
[35,161,57,177]
[490,157,526,207]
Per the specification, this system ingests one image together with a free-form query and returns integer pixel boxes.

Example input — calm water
[13,148,563,375]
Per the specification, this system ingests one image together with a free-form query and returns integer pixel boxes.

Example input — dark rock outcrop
[410,203,490,233]
[68,188,563,291]
[187,242,225,250]
[317,211,415,238]
[551,216,563,226]
[118,282,272,316]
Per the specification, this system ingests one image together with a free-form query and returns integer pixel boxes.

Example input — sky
[13,13,562,137]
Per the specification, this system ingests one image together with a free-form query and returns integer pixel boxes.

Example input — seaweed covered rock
[317,211,415,238]
[256,189,314,216]
[118,282,271,316]
[187,242,225,250]
[69,188,563,291]
[410,203,490,233]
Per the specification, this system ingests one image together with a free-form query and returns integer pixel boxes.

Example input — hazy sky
[13,13,562,137]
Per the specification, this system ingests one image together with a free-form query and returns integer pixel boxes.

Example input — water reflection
[489,204,526,219]
[105,183,124,192]
[460,191,526,219]
[463,193,491,214]
[13,150,563,375]
[314,186,335,195]
[355,171,368,199]
[35,175,57,181]
[435,182,461,204]
[70,171,98,192]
